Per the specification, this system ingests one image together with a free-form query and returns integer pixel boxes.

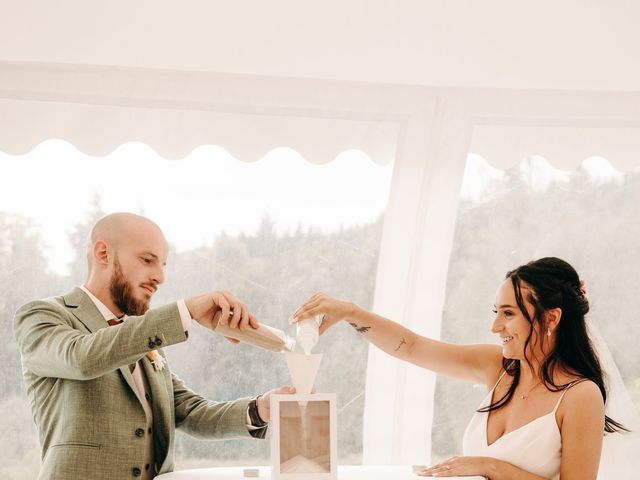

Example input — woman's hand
[291,292,356,335]
[417,455,495,477]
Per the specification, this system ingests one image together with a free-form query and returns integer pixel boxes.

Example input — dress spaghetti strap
[489,370,508,392]
[552,378,589,413]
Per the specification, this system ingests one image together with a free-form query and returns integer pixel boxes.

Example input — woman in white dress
[292,257,629,479]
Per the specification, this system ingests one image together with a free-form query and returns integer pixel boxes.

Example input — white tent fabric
[2,0,640,467]
[0,62,401,164]
[2,62,640,170]
[3,61,640,467]
[2,1,640,91]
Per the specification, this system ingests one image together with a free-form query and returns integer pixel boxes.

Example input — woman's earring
[547,328,552,337]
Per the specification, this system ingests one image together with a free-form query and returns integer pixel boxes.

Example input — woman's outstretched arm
[292,292,503,385]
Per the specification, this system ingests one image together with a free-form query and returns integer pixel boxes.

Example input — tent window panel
[432,153,640,461]
[0,140,393,471]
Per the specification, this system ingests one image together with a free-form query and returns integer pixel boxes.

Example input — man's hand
[257,386,296,423]
[185,290,259,332]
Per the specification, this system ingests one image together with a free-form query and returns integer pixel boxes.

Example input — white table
[156,465,484,479]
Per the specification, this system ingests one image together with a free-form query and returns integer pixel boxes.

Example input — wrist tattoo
[349,322,371,334]
[395,337,407,351]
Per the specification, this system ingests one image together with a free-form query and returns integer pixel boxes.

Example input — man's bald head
[84,213,169,316]
[86,213,166,271]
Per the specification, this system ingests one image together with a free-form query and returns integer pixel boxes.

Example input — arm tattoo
[349,322,371,334]
[395,337,407,351]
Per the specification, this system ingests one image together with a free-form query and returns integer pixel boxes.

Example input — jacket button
[135,428,145,437]
[148,340,156,348]
[132,467,142,476]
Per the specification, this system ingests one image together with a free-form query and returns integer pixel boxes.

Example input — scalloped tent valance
[2,62,640,171]
[0,98,400,164]
[0,62,404,165]
[470,126,640,171]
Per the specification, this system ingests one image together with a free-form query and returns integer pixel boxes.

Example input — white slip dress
[462,374,581,480]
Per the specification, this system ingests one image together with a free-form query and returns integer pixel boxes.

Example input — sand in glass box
[270,393,337,480]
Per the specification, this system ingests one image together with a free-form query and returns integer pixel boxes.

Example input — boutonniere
[146,350,166,372]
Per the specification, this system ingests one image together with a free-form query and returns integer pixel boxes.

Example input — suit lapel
[121,366,145,406]
[63,287,109,334]
[141,356,172,466]
[62,287,144,403]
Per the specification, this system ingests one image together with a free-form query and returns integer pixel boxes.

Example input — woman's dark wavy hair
[478,256,627,433]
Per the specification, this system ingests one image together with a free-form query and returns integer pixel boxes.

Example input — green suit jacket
[14,287,257,480]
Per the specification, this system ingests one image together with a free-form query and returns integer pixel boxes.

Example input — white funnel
[284,352,322,396]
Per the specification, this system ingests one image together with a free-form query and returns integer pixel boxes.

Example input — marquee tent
[1,0,639,466]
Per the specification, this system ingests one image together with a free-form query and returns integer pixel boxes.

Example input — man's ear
[93,240,110,266]
[546,307,562,333]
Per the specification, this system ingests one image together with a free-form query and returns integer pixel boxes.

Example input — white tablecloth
[156,465,485,479]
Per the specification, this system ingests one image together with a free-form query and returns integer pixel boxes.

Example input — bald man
[14,213,290,480]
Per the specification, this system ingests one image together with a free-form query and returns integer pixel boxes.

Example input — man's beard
[109,257,150,316]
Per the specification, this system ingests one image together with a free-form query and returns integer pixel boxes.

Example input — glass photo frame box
[270,393,337,480]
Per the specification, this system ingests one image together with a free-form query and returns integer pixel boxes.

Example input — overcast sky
[0,140,394,274]
[0,140,622,274]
